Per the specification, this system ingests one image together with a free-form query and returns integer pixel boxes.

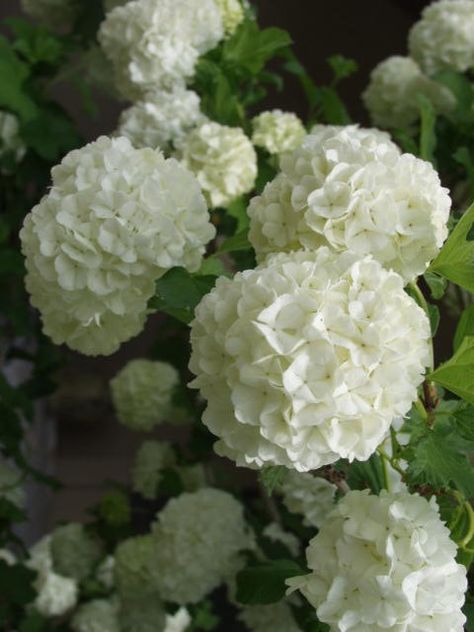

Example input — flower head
[214,0,245,34]
[131,440,177,498]
[20,136,214,356]
[252,110,306,155]
[190,249,431,471]
[288,490,467,632]
[280,472,336,528]
[72,599,120,632]
[51,523,103,581]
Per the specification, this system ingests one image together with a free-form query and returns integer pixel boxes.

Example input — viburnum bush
[1,0,474,631]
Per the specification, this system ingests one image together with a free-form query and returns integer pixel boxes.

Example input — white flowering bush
[117,88,205,152]
[150,488,254,604]
[249,125,450,281]
[20,136,215,356]
[252,110,306,155]
[181,121,257,208]
[190,249,431,470]
[110,360,180,431]
[363,56,454,130]
[98,0,224,99]
[288,490,468,631]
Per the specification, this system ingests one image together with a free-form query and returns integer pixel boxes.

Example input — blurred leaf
[318,87,351,125]
[454,304,474,352]
[434,69,473,120]
[7,18,64,66]
[195,59,241,125]
[217,229,252,254]
[259,465,288,495]
[328,54,358,83]
[236,559,304,605]
[21,106,82,160]
[429,335,474,403]
[0,561,37,606]
[226,197,249,232]
[418,94,437,164]
[424,271,447,300]
[0,36,37,120]
[428,303,440,336]
[282,52,319,109]
[344,453,385,494]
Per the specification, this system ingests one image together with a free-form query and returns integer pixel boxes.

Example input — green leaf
[424,271,447,300]
[195,59,241,125]
[223,21,292,75]
[189,601,219,632]
[344,453,385,494]
[259,466,288,495]
[429,200,474,292]
[434,69,473,120]
[7,18,64,66]
[0,561,37,606]
[418,94,437,164]
[449,402,474,442]
[327,55,358,83]
[19,610,48,632]
[150,268,217,324]
[429,336,474,403]
[282,53,319,109]
[226,197,249,232]
[197,256,227,277]
[428,303,440,336]
[454,304,474,352]
[0,36,37,121]
[318,87,351,125]
[236,559,304,605]
[217,230,252,254]
[21,106,82,160]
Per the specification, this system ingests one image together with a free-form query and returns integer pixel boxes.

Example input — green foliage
[328,55,358,83]
[0,36,37,120]
[418,95,437,164]
[0,561,37,607]
[216,229,252,254]
[343,454,385,494]
[7,18,66,66]
[189,601,220,631]
[98,490,131,528]
[424,271,447,300]
[429,336,474,403]
[236,559,304,605]
[434,70,474,122]
[259,466,289,495]
[429,201,474,292]
[454,304,474,351]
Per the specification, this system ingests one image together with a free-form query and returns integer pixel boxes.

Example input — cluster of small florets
[190,248,431,471]
[21,0,79,30]
[239,601,302,632]
[252,110,306,155]
[150,488,254,604]
[288,490,467,632]
[248,125,450,281]
[117,89,205,152]
[214,0,245,34]
[131,440,177,499]
[50,523,103,581]
[20,136,215,356]
[280,472,336,528]
[110,360,180,431]
[98,0,224,99]
[72,599,120,632]
[181,121,258,208]
[363,56,454,130]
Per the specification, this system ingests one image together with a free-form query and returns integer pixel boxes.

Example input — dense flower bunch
[214,0,245,34]
[239,601,302,632]
[114,535,160,601]
[50,523,103,581]
[252,110,306,155]
[280,472,336,528]
[190,249,431,471]
[0,111,25,167]
[20,136,214,356]
[117,88,205,152]
[110,360,180,431]
[20,0,79,30]
[98,0,224,99]
[181,121,257,208]
[248,125,450,281]
[408,0,474,75]
[289,490,467,631]
[150,488,254,604]
[72,599,120,632]
[363,56,454,130]
[131,440,177,498]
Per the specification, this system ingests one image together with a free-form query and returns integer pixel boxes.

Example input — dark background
[1,0,435,530]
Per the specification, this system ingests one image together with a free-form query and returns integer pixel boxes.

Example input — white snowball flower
[252,110,306,155]
[409,0,474,75]
[20,136,215,356]
[181,122,257,208]
[262,523,300,557]
[131,440,177,498]
[51,523,103,581]
[27,536,53,575]
[239,601,302,632]
[249,125,450,281]
[280,472,336,528]
[72,599,120,632]
[0,111,25,167]
[288,490,467,632]
[214,0,245,34]
[99,0,224,99]
[0,462,25,509]
[119,595,166,632]
[110,360,180,431]
[150,488,254,604]
[0,549,16,565]
[97,556,115,589]
[21,0,78,30]
[34,571,78,617]
[189,249,431,471]
[114,535,160,601]
[117,89,205,152]
[164,608,192,632]
[363,56,454,130]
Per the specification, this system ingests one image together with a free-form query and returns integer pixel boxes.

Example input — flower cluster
[131,440,177,499]
[239,601,302,632]
[110,360,180,431]
[20,136,214,356]
[181,121,257,208]
[0,111,25,168]
[289,490,467,631]
[248,125,450,281]
[363,56,454,130]
[119,595,166,632]
[20,0,79,30]
[214,0,245,34]
[50,523,103,581]
[72,599,120,632]
[280,472,336,528]
[98,0,224,99]
[114,536,160,601]
[117,88,205,152]
[165,608,192,632]
[252,110,306,155]
[190,249,431,471]
[150,488,254,604]
[409,0,474,75]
